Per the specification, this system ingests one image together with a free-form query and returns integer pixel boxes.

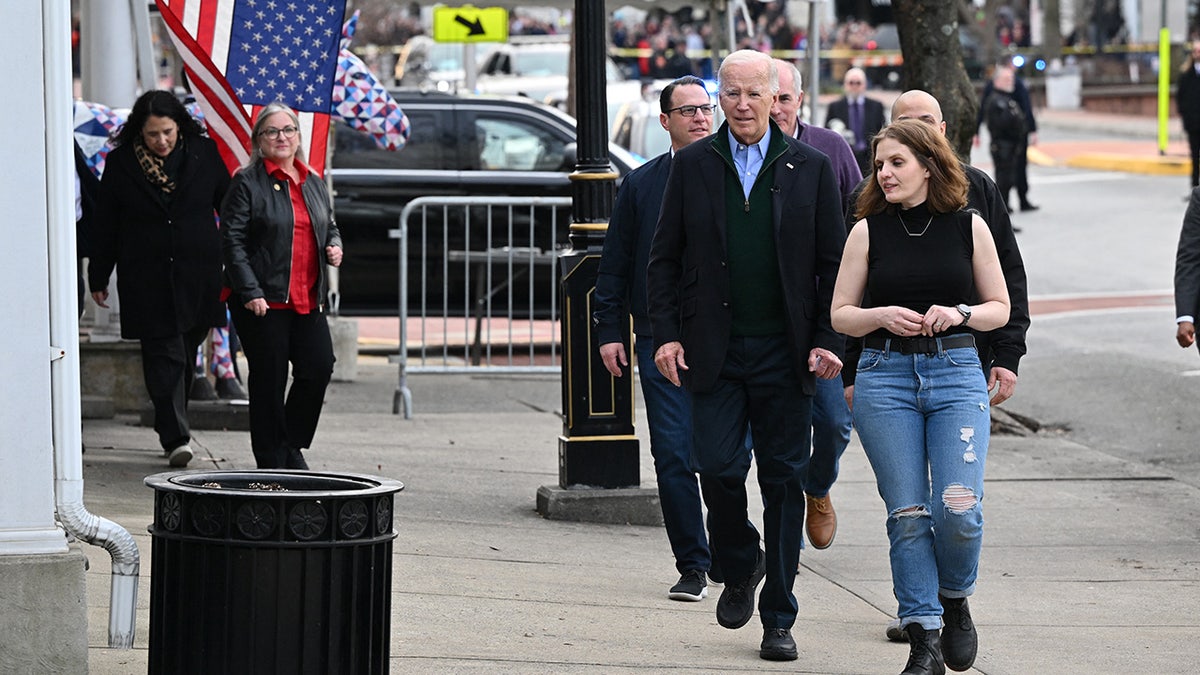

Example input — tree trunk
[1042,0,1063,65]
[894,0,978,160]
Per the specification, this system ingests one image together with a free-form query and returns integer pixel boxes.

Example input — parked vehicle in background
[474,37,643,128]
[393,35,497,91]
[610,78,719,161]
[330,89,642,315]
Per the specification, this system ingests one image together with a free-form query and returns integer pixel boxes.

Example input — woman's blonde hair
[853,118,968,220]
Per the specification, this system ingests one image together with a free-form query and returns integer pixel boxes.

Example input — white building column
[80,0,139,107]
[0,1,92,669]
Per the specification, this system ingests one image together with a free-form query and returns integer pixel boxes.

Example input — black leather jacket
[220,160,342,309]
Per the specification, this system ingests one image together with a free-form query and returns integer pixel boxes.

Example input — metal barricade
[388,196,572,417]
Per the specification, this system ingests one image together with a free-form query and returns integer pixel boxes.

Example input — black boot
[900,623,945,675]
[939,595,978,672]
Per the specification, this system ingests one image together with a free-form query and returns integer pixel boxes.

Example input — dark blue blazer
[592,152,672,345]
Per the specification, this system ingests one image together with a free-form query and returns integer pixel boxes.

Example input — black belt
[863,334,976,355]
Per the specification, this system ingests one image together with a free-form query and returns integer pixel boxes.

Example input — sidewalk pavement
[83,357,1200,674]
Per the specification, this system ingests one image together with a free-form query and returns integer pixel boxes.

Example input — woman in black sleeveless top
[831,119,1010,675]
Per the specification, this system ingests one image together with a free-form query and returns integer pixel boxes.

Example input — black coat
[592,151,672,343]
[88,135,230,339]
[1178,65,1200,136]
[647,122,846,394]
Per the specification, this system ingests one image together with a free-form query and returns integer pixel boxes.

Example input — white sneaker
[167,444,194,467]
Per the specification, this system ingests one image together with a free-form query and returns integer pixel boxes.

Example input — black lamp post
[536,0,658,525]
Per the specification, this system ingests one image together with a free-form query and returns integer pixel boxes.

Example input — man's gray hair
[718,49,779,93]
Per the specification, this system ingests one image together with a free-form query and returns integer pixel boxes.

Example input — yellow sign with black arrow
[432,6,509,43]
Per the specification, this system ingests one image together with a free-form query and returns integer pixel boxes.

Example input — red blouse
[263,158,320,314]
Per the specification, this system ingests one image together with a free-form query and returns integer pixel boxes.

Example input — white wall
[0,2,67,554]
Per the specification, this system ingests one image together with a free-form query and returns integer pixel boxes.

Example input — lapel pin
[785,162,794,170]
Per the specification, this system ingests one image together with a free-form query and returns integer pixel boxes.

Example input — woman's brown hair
[853,118,969,220]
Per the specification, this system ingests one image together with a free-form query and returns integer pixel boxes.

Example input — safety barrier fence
[387,196,572,417]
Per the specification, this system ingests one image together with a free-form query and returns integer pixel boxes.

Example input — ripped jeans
[851,342,990,631]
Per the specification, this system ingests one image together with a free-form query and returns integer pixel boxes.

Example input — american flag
[155,0,348,176]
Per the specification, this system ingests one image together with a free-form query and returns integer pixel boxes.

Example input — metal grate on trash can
[146,470,404,675]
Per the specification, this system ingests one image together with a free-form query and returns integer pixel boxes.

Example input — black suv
[330,89,642,315]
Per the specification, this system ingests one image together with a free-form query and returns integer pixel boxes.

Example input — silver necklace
[898,210,933,237]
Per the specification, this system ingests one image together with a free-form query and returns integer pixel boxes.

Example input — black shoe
[1019,202,1039,212]
[939,595,977,672]
[667,569,707,602]
[215,377,248,400]
[715,549,765,629]
[760,627,798,661]
[285,447,309,470]
[901,623,945,675]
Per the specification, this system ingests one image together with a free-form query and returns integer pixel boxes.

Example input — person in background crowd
[834,119,1011,675]
[771,58,861,551]
[221,103,343,470]
[1177,40,1200,197]
[593,75,719,602]
[647,50,846,663]
[824,67,886,177]
[976,63,1039,212]
[88,90,230,467]
[1174,187,1200,350]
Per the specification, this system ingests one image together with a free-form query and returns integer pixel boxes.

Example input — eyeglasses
[666,103,717,117]
[259,126,298,139]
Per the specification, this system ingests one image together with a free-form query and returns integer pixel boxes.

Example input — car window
[332,110,449,171]
[474,117,565,171]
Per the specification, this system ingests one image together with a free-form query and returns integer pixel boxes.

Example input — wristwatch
[956,303,972,326]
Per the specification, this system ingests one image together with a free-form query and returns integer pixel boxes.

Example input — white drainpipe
[44,0,139,649]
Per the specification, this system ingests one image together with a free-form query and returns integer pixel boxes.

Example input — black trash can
[145,470,404,675]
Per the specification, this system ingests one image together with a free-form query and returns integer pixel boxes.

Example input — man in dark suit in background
[1176,40,1200,195]
[1174,188,1200,350]
[593,75,719,603]
[824,67,886,176]
[647,50,846,663]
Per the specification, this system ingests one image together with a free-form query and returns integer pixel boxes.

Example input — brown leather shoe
[805,493,837,549]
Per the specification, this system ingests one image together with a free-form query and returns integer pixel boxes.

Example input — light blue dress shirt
[729,127,771,200]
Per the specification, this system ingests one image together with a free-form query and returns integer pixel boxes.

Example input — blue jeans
[851,341,990,632]
[806,375,853,497]
[636,337,711,575]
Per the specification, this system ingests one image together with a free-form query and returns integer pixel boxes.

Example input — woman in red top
[221,103,343,469]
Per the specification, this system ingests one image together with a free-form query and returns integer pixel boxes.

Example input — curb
[1064,152,1189,175]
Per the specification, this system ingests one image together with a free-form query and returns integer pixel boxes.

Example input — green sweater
[713,126,790,336]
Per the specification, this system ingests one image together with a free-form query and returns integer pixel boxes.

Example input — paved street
[80,102,1200,674]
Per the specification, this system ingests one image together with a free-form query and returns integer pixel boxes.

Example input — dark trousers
[990,138,1022,208]
[230,304,334,469]
[1015,136,1032,204]
[692,335,812,630]
[1189,131,1200,188]
[635,337,712,575]
[140,326,209,451]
